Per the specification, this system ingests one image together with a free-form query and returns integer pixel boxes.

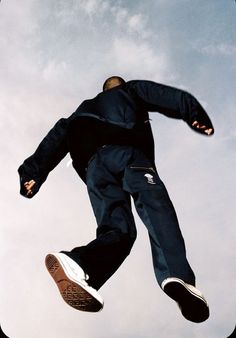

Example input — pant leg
[123,149,195,286]
[64,146,137,290]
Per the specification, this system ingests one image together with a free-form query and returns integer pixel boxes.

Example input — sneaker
[45,253,104,312]
[161,277,209,323]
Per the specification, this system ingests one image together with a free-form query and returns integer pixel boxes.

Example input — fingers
[24,180,36,190]
[192,121,214,136]
[205,128,213,135]
[24,180,36,196]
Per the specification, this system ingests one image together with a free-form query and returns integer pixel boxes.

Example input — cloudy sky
[0,0,235,337]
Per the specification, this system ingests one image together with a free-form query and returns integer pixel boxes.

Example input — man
[18,76,214,323]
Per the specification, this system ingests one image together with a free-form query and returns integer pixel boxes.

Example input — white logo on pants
[144,173,156,185]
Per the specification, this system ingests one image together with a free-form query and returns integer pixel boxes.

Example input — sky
[0,0,235,337]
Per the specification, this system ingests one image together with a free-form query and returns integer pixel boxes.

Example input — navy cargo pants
[64,145,195,290]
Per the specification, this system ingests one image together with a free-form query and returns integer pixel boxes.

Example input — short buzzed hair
[102,76,126,91]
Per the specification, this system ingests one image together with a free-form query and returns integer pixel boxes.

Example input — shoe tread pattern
[45,254,102,312]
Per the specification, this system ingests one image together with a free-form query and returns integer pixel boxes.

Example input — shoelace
[70,265,89,283]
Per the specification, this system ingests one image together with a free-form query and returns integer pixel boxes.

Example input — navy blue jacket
[18,80,214,197]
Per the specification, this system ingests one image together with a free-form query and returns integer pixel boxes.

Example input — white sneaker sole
[45,253,104,312]
[162,278,209,323]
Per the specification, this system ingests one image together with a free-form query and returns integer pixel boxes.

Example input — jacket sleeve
[18,116,74,198]
[128,80,214,131]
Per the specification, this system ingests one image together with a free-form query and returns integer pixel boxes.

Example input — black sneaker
[162,277,209,323]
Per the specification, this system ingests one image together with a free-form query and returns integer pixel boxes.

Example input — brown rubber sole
[45,254,103,312]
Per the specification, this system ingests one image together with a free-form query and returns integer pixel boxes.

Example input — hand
[192,121,214,136]
[24,180,36,197]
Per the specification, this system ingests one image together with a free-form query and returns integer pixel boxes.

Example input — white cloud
[108,37,169,80]
[79,0,102,16]
[112,5,128,24]
[76,0,152,39]
[42,60,68,81]
[198,43,236,56]
[127,13,151,38]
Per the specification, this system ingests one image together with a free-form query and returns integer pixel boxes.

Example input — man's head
[102,76,126,91]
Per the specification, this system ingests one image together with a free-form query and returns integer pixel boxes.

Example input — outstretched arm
[128,80,214,136]
[18,116,74,198]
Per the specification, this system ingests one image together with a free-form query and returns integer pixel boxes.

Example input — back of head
[102,76,126,91]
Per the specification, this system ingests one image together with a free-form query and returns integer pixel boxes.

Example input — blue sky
[0,1,235,337]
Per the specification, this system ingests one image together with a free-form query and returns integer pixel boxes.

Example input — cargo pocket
[123,165,161,194]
